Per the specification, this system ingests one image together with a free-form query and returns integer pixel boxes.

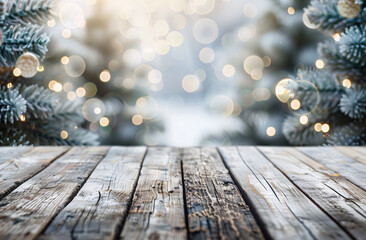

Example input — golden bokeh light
[99,117,110,127]
[290,99,301,110]
[342,79,352,88]
[299,115,309,125]
[99,70,111,82]
[266,127,276,137]
[321,123,330,133]
[182,74,200,92]
[132,114,144,125]
[315,59,325,69]
[222,64,235,77]
[314,123,322,132]
[60,130,69,139]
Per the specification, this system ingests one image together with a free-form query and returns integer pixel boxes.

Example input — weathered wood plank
[182,147,264,240]
[336,147,366,165]
[298,147,366,191]
[219,146,350,240]
[0,146,69,199]
[39,146,146,240]
[120,147,186,240]
[0,147,31,163]
[260,147,366,239]
[0,146,109,240]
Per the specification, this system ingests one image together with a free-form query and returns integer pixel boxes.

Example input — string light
[266,127,276,137]
[7,83,12,88]
[315,59,325,69]
[321,123,330,133]
[61,56,69,64]
[20,114,26,122]
[342,79,352,88]
[290,99,301,110]
[99,70,111,82]
[132,114,143,125]
[99,117,110,127]
[299,115,309,125]
[60,130,69,139]
[53,82,63,92]
[287,7,295,15]
[314,123,322,132]
[332,33,341,41]
[13,68,21,77]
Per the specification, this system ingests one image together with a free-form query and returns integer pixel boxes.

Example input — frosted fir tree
[281,0,366,145]
[0,0,98,145]
[220,0,323,145]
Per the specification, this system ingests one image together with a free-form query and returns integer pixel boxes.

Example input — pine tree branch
[340,86,366,118]
[0,24,49,66]
[2,0,52,26]
[0,87,26,124]
[305,0,366,33]
[339,25,366,65]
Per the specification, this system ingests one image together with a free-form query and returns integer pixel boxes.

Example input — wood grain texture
[336,147,366,165]
[0,146,69,199]
[39,147,146,240]
[298,147,366,191]
[260,147,366,239]
[0,147,31,163]
[0,146,109,240]
[120,147,186,240]
[182,147,264,240]
[219,146,350,240]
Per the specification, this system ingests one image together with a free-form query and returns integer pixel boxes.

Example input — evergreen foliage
[283,0,366,145]
[0,0,98,145]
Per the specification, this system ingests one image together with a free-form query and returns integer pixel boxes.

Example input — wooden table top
[0,146,365,240]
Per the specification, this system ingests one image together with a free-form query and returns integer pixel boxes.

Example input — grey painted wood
[298,147,366,191]
[182,147,264,240]
[260,147,365,239]
[0,146,31,163]
[39,147,146,240]
[219,146,350,240]
[0,146,109,240]
[120,147,186,240]
[336,147,366,165]
[0,146,69,199]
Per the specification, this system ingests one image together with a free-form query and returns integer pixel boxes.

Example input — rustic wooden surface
[0,146,365,240]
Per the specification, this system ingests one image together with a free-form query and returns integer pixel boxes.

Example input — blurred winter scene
[6,0,366,146]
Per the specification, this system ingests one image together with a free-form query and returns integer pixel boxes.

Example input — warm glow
[182,74,200,92]
[222,64,235,77]
[7,83,12,88]
[266,127,276,137]
[299,115,309,125]
[132,114,143,125]
[100,70,111,82]
[13,68,21,77]
[315,59,325,69]
[290,99,301,110]
[314,123,322,132]
[20,114,26,122]
[60,130,69,139]
[61,56,69,64]
[287,7,295,15]
[321,123,330,133]
[99,117,110,127]
[76,87,86,97]
[53,82,63,92]
[333,33,341,42]
[342,79,352,88]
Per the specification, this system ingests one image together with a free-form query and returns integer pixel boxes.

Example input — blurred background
[37,0,326,146]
